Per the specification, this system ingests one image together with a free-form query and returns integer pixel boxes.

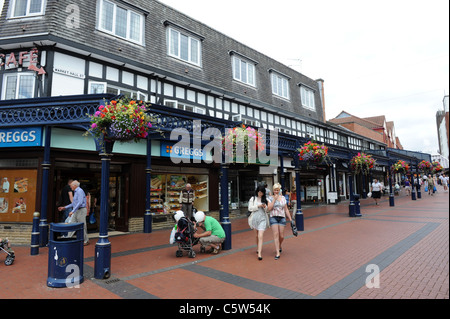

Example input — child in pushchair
[0,237,15,266]
[172,210,199,258]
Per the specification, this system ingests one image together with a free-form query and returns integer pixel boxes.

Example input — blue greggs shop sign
[160,141,207,161]
[0,127,43,148]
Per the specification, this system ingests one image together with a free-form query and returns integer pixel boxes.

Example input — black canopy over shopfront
[0,94,431,279]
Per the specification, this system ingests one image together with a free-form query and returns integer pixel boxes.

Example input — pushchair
[174,216,199,258]
[0,238,15,266]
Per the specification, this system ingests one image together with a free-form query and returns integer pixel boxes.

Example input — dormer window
[230,52,256,87]
[9,0,45,18]
[98,0,145,44]
[167,27,202,66]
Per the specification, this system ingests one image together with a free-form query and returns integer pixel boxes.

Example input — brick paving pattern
[0,186,448,301]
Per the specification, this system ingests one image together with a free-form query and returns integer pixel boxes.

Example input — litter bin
[47,222,84,288]
[353,194,361,217]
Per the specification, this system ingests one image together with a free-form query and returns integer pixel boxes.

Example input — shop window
[150,174,209,216]
[2,73,35,100]
[98,0,144,44]
[9,0,45,18]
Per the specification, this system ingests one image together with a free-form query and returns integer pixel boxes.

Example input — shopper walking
[371,178,383,206]
[427,174,435,195]
[247,185,269,260]
[404,177,411,196]
[267,183,292,260]
[58,180,89,245]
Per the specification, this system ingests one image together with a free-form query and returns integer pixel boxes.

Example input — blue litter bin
[47,222,84,288]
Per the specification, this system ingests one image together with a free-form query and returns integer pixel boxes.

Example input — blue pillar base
[389,195,395,207]
[417,189,422,199]
[39,222,48,247]
[355,202,362,217]
[411,190,416,200]
[143,212,152,233]
[94,239,111,280]
[349,202,356,217]
[295,210,304,232]
[221,218,232,250]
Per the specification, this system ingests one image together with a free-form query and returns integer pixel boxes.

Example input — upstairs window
[9,0,45,18]
[98,0,144,44]
[300,86,315,110]
[232,55,255,87]
[271,72,290,100]
[167,28,201,66]
[2,73,35,100]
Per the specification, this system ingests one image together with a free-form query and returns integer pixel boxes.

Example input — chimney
[316,78,326,122]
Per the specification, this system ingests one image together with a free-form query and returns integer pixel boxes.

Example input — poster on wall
[0,170,37,223]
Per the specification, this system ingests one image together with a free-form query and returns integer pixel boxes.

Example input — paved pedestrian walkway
[1,186,448,304]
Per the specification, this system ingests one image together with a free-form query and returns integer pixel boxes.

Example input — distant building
[329,111,403,150]
[436,95,449,167]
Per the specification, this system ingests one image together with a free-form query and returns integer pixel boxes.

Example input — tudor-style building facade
[0,0,430,245]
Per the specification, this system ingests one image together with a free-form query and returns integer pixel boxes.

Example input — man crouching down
[193,211,225,254]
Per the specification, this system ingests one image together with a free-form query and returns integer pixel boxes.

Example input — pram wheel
[188,250,196,258]
[5,255,14,266]
[176,250,183,258]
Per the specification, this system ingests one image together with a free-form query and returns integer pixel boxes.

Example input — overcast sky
[158,0,449,155]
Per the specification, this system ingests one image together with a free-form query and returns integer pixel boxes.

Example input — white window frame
[232,114,260,127]
[104,84,147,101]
[167,27,202,66]
[89,81,107,94]
[2,72,35,100]
[271,73,290,100]
[164,100,205,115]
[300,86,316,110]
[232,55,255,87]
[8,0,45,18]
[98,0,145,45]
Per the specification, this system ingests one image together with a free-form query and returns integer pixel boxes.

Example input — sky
[158,0,449,155]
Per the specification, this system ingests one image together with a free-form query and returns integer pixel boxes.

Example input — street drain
[105,278,121,284]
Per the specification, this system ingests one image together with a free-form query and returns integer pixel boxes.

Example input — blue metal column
[348,170,356,217]
[144,136,152,233]
[362,173,367,199]
[30,212,40,255]
[39,126,51,247]
[389,169,395,207]
[280,155,285,190]
[94,140,114,280]
[416,160,422,199]
[220,163,231,250]
[410,164,416,200]
[293,145,304,231]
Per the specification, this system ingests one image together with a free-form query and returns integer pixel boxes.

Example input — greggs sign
[0,48,46,74]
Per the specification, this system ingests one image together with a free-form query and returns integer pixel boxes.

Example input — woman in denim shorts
[267,183,292,260]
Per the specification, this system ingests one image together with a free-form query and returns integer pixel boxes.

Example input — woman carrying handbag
[247,185,269,261]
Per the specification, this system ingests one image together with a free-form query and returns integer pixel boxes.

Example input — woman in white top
[267,183,292,260]
[371,178,383,206]
[248,185,269,261]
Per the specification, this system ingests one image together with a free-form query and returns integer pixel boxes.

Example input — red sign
[0,48,46,75]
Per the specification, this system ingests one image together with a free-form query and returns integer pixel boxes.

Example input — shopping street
[1,185,448,305]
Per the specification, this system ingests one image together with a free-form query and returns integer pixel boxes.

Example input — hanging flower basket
[350,152,376,175]
[222,124,265,163]
[297,141,329,164]
[391,160,410,174]
[84,98,158,143]
[431,161,443,174]
[418,160,432,172]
